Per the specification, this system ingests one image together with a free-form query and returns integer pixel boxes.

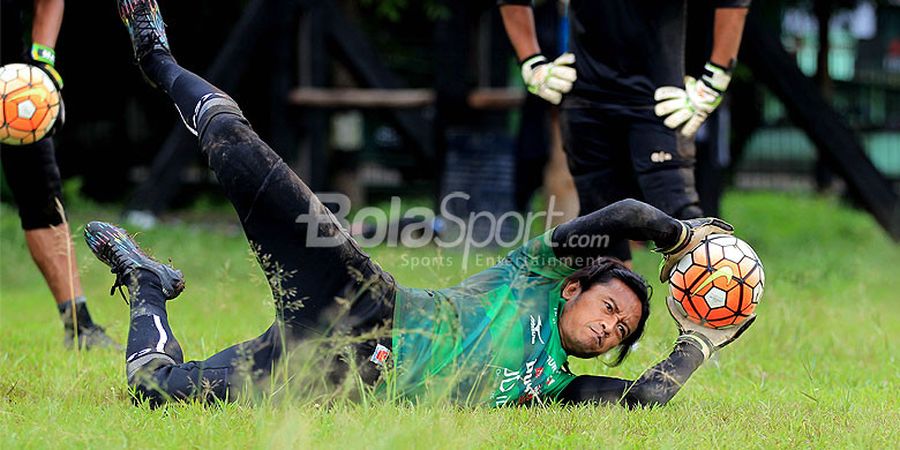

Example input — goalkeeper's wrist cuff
[31,43,56,66]
[655,221,690,254]
[521,53,546,68]
[702,62,732,93]
[676,333,713,361]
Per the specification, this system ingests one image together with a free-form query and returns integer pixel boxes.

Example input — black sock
[139,50,224,133]
[58,298,96,329]
[125,269,184,364]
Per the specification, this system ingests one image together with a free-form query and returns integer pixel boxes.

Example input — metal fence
[735,2,900,190]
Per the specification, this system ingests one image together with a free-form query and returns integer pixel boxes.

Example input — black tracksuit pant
[123,51,395,405]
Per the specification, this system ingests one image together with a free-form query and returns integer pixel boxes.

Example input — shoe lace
[98,241,138,305]
[125,2,167,50]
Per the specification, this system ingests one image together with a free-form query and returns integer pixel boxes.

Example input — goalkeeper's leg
[123,269,283,406]
[84,221,281,405]
[122,4,394,341]
[138,50,395,339]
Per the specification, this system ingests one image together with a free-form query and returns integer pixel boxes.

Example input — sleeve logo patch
[530,315,545,345]
[369,344,391,366]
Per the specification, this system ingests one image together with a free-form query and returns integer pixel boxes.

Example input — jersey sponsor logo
[517,359,543,405]
[517,384,542,405]
[691,265,735,295]
[494,358,543,407]
[546,354,559,373]
[497,367,521,393]
[530,315,545,345]
[650,151,673,163]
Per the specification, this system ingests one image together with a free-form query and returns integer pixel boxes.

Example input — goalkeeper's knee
[195,93,248,141]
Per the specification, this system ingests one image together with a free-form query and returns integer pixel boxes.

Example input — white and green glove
[667,296,756,361]
[520,52,577,105]
[654,62,732,137]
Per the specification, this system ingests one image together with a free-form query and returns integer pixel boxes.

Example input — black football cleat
[117,0,170,63]
[63,321,121,351]
[84,221,184,302]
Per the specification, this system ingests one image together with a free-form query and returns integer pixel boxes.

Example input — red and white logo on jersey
[369,344,391,366]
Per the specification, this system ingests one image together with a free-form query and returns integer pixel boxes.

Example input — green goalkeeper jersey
[391,230,579,406]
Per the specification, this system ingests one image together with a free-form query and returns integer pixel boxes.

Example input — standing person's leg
[0,139,117,349]
[626,109,702,220]
[560,104,638,263]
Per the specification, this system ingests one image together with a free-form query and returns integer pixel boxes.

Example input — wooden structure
[123,1,899,240]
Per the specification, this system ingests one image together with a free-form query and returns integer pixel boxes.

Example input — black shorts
[1,139,66,230]
[560,97,700,260]
[0,0,66,230]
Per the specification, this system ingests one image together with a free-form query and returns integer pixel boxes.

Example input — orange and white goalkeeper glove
[654,62,732,137]
[520,53,577,105]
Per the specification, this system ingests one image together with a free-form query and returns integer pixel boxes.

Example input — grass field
[1,191,898,448]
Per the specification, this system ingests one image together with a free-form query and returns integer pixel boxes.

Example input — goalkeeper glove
[654,62,732,137]
[28,43,65,135]
[667,296,756,361]
[655,217,734,283]
[520,53,577,105]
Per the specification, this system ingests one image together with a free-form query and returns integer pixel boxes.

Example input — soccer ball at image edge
[0,63,61,146]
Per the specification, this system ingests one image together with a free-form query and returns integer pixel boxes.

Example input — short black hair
[564,257,652,366]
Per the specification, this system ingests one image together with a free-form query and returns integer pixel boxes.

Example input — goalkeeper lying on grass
[90,0,754,407]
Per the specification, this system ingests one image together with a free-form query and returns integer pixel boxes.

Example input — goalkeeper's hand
[520,53,577,105]
[667,296,756,361]
[654,62,732,137]
[656,217,734,283]
[28,43,65,136]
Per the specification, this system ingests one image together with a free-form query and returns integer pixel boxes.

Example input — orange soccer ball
[668,234,765,329]
[0,63,61,145]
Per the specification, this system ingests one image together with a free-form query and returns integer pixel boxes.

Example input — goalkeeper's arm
[558,296,756,407]
[710,1,752,70]
[497,1,541,63]
[654,1,751,136]
[558,341,705,407]
[551,199,686,263]
[498,0,576,105]
[32,0,65,52]
[32,0,66,87]
[27,0,65,136]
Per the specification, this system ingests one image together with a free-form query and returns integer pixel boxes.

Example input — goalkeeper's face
[558,278,642,359]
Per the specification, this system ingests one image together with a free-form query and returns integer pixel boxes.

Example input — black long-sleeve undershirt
[550,199,705,406]
[551,198,683,264]
[557,341,705,407]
